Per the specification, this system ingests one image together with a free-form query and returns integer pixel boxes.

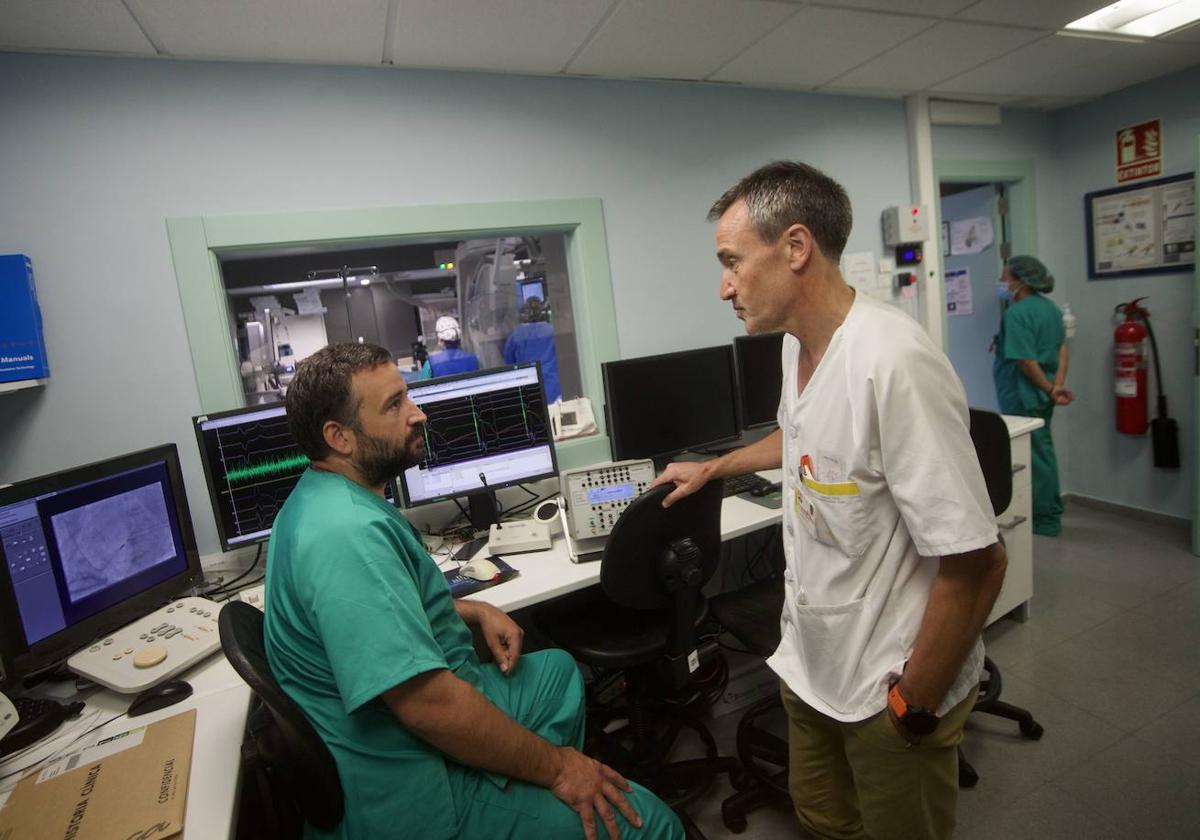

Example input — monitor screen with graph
[193,402,395,551]
[399,363,558,508]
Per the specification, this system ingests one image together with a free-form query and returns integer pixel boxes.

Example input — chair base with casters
[958,656,1044,788]
[534,481,741,839]
[707,573,791,833]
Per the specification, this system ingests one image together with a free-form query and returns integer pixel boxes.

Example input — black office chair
[218,601,344,838]
[962,408,1045,788]
[707,565,789,833]
[533,481,740,838]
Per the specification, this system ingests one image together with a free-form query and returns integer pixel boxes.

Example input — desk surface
[466,469,783,612]
[0,654,250,839]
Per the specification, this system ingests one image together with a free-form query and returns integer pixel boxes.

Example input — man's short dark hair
[708,161,853,261]
[285,343,393,460]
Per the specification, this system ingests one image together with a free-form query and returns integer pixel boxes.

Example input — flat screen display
[734,331,785,430]
[603,345,739,462]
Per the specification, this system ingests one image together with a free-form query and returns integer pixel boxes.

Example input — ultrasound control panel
[560,459,655,540]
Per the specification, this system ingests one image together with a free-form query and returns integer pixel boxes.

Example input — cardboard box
[0,254,51,385]
[0,709,195,840]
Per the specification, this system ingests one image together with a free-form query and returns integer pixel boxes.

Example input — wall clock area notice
[1085,173,1194,279]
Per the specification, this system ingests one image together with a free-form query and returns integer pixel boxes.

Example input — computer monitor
[193,402,397,552]
[734,331,785,430]
[0,445,202,688]
[602,345,740,466]
[517,276,547,304]
[400,362,557,528]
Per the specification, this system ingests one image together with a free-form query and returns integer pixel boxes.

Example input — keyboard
[0,697,84,758]
[722,473,771,498]
[66,596,224,693]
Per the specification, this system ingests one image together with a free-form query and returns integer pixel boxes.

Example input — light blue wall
[1048,64,1200,520]
[934,63,1200,520]
[0,53,913,554]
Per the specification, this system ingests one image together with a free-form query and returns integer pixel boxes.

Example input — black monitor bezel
[0,444,202,688]
[399,361,559,509]
[733,331,786,431]
[192,400,398,552]
[602,344,741,464]
[192,399,290,553]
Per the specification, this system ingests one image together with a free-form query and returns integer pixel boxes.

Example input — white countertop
[1002,414,1045,437]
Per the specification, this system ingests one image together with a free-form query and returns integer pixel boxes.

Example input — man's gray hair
[707,161,853,261]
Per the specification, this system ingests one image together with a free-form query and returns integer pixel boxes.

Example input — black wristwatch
[887,679,940,736]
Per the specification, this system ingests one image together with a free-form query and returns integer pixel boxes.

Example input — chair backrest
[218,601,344,832]
[600,480,723,610]
[968,408,1013,516]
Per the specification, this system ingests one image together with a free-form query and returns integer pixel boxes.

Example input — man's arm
[384,670,640,840]
[651,428,783,507]
[892,541,1007,719]
[454,600,524,674]
[1015,358,1054,396]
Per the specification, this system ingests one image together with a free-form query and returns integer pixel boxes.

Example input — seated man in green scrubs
[264,342,682,840]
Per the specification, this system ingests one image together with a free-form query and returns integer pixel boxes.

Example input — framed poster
[1085,172,1194,279]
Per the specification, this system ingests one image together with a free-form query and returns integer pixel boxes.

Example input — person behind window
[503,297,561,402]
[992,255,1073,537]
[419,315,480,379]
[265,342,682,840]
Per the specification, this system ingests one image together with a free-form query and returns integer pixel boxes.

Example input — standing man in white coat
[653,161,1007,840]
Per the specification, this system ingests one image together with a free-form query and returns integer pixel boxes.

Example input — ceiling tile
[711,5,933,88]
[0,0,156,54]
[126,0,388,63]
[829,21,1043,91]
[954,0,1105,30]
[566,0,797,80]
[933,34,1200,99]
[390,0,613,75]
[812,0,975,17]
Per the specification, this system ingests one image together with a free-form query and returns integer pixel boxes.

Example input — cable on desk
[0,707,122,787]
[201,544,263,599]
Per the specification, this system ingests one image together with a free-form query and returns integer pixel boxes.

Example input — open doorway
[939,181,1009,411]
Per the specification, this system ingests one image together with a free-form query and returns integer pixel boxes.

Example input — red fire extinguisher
[1114,298,1149,434]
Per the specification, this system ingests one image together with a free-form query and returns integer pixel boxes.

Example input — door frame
[933,160,1039,353]
[1193,137,1200,554]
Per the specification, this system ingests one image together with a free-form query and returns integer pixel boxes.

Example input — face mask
[996,281,1013,302]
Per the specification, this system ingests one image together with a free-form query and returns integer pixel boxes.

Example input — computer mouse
[127,679,193,718]
[750,482,782,497]
[459,557,501,582]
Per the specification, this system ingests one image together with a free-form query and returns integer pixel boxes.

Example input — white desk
[467,470,784,613]
[0,654,251,839]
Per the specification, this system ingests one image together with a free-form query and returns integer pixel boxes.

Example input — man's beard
[353,426,426,487]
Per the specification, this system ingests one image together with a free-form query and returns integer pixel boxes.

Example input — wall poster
[1085,172,1194,279]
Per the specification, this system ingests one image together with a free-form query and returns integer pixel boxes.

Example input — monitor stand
[466,489,500,531]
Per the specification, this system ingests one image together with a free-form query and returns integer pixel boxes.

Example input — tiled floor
[685,503,1200,838]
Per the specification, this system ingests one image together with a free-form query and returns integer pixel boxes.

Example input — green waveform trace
[225,452,311,483]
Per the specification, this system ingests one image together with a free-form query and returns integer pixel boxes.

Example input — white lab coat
[766,294,997,722]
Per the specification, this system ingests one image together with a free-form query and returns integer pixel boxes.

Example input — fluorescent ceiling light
[1065,0,1200,38]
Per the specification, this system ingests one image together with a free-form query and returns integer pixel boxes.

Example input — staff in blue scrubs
[992,255,1074,537]
[504,298,562,401]
[420,315,480,379]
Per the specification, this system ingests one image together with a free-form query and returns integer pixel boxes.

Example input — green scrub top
[993,293,1065,413]
[263,469,491,840]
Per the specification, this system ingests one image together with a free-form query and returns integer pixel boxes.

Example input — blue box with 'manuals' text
[0,254,51,384]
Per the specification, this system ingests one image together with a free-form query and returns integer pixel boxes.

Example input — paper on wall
[842,251,876,291]
[950,217,994,255]
[945,267,973,316]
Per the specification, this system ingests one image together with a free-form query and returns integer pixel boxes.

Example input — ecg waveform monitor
[193,403,399,551]
[400,363,557,508]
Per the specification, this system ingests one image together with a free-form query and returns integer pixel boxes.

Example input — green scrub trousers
[993,294,1065,536]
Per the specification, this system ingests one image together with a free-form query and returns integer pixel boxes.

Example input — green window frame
[167,198,619,470]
